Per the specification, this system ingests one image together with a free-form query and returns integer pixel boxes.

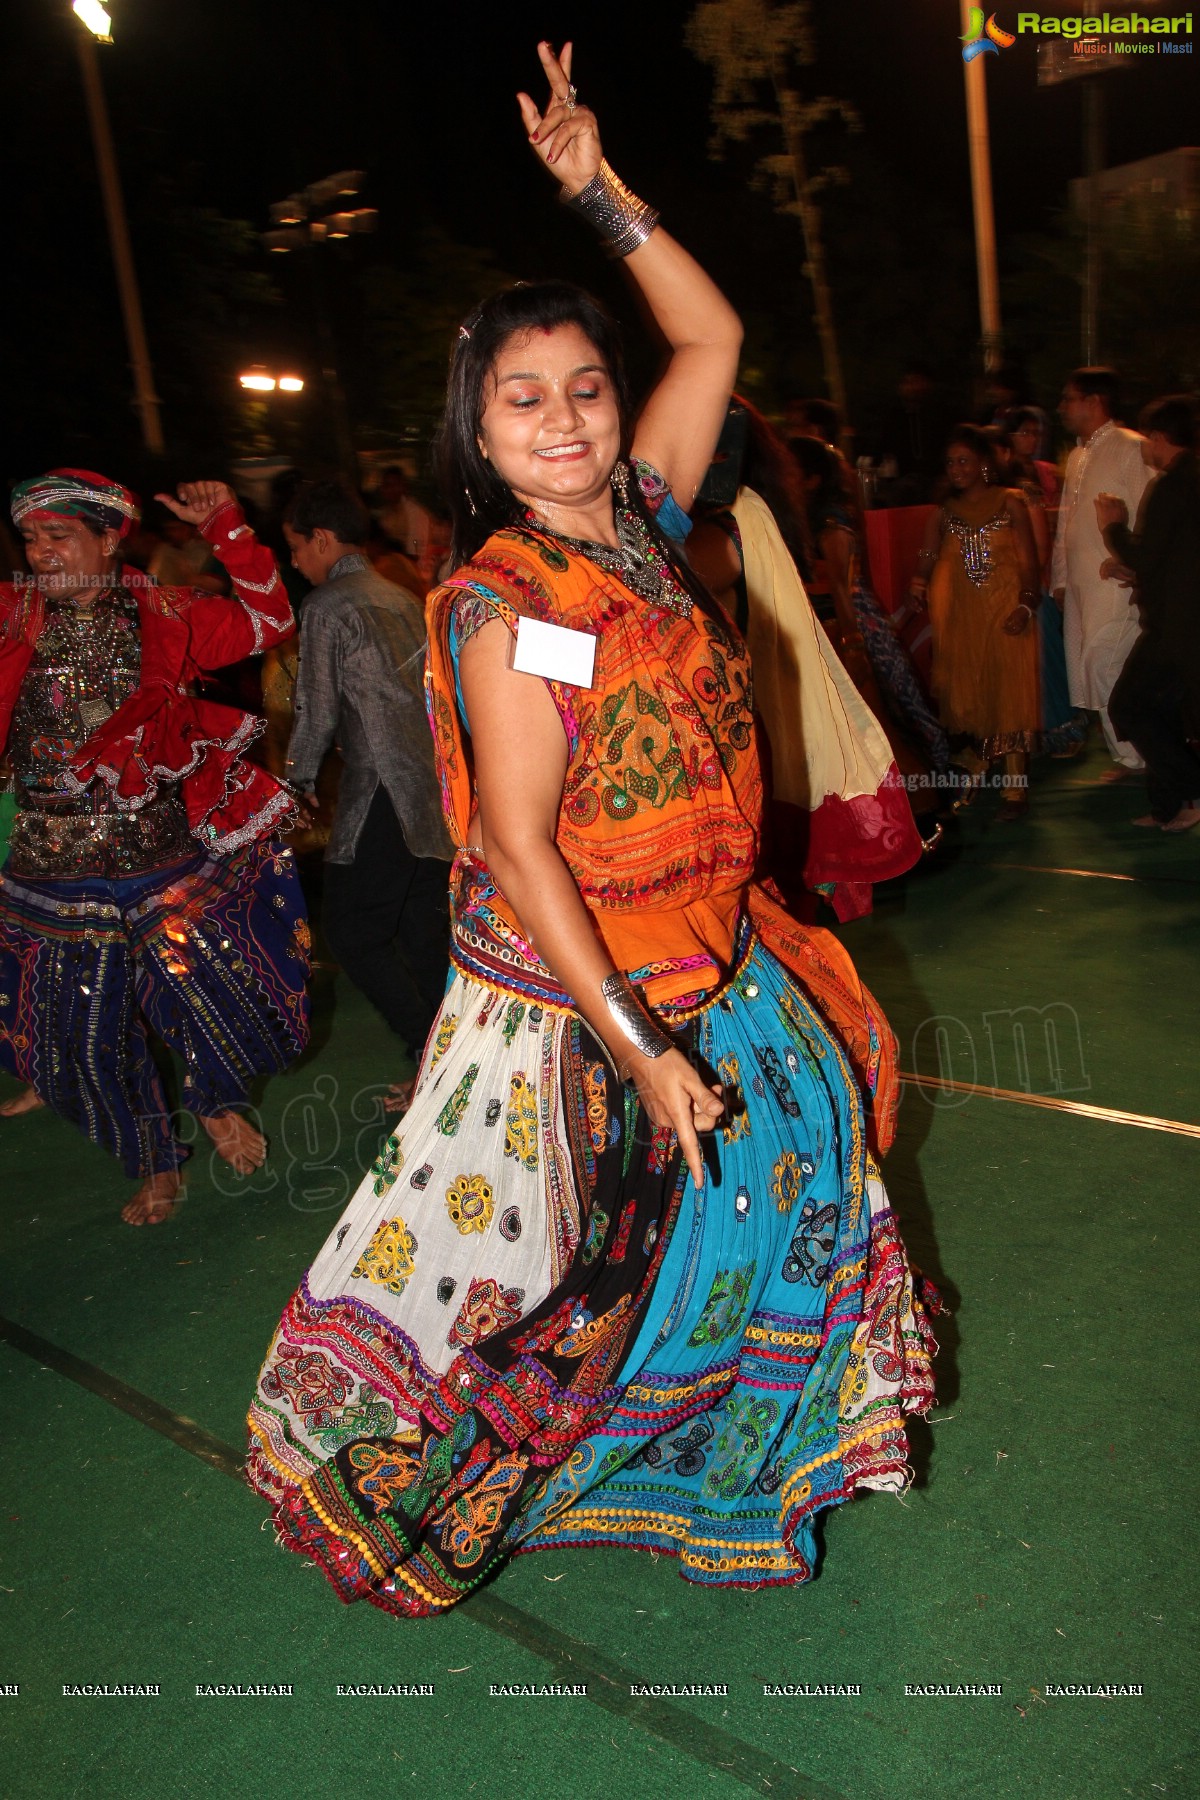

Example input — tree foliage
[685,0,858,214]
[686,0,858,421]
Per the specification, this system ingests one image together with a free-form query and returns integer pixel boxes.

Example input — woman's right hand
[625,1045,724,1189]
[907,576,929,608]
[516,41,603,196]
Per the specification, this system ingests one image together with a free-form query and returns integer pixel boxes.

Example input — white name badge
[511,616,597,689]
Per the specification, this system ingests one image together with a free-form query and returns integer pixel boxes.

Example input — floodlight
[73,0,113,42]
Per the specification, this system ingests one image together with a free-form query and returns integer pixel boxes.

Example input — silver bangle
[564,160,660,259]
[600,972,673,1069]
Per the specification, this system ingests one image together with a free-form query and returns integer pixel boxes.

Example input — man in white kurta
[1051,373,1153,769]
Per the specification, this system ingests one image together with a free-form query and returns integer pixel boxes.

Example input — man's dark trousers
[322,785,451,1056]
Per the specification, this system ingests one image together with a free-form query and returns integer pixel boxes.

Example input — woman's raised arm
[518,41,742,515]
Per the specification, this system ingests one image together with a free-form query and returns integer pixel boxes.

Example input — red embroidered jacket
[0,502,296,855]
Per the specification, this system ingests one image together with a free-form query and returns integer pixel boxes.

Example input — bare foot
[200,1110,267,1173]
[0,1085,46,1118]
[1131,814,1163,829]
[1162,805,1200,834]
[383,1076,418,1115]
[122,1169,183,1226]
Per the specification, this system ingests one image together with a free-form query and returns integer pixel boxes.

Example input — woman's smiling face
[476,321,622,519]
[945,443,986,492]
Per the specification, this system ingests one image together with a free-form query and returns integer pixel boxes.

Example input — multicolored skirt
[246,862,935,1615]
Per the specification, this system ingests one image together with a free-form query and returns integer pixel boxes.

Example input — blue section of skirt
[510,938,932,1587]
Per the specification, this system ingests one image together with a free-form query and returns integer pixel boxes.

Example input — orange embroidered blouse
[425,520,900,1152]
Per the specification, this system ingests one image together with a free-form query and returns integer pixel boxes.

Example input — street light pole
[960,0,1003,374]
[1081,77,1104,363]
[74,20,164,456]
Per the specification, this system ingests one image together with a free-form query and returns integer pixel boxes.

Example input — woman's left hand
[516,41,603,196]
[1002,604,1032,636]
[624,1045,725,1190]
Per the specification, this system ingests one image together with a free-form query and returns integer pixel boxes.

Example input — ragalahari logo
[961,7,1017,57]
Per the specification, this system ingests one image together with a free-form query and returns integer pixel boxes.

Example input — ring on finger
[561,83,578,113]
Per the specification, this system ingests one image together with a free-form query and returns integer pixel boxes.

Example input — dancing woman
[912,426,1042,819]
[248,43,935,1616]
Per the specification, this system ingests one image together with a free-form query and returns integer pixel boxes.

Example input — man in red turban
[0,471,311,1223]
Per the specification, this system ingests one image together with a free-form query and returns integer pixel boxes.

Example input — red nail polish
[531,130,539,142]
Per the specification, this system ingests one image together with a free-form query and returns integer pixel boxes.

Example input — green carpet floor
[1,743,1196,1800]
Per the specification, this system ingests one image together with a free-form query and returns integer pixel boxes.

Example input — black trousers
[1111,647,1200,822]
[323,787,451,1057]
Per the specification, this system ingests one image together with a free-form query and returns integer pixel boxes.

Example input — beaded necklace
[523,461,693,617]
[39,585,139,735]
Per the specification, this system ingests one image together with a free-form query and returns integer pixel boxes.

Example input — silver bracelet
[600,972,673,1070]
[564,160,660,259]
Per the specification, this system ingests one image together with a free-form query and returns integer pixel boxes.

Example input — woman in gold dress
[911,425,1042,819]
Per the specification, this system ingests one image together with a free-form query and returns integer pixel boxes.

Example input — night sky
[4,0,1196,478]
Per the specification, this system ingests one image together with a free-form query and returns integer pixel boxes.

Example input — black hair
[981,423,1012,465]
[1067,366,1120,414]
[1139,393,1198,450]
[792,396,841,446]
[434,280,633,567]
[733,398,815,579]
[998,412,1041,488]
[790,433,844,529]
[945,422,991,456]
[944,423,998,481]
[283,477,370,545]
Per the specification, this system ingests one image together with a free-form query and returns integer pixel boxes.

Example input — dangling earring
[463,486,478,518]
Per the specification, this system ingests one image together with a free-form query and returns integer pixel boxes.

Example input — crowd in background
[4,357,1195,885]
[94,357,1196,851]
